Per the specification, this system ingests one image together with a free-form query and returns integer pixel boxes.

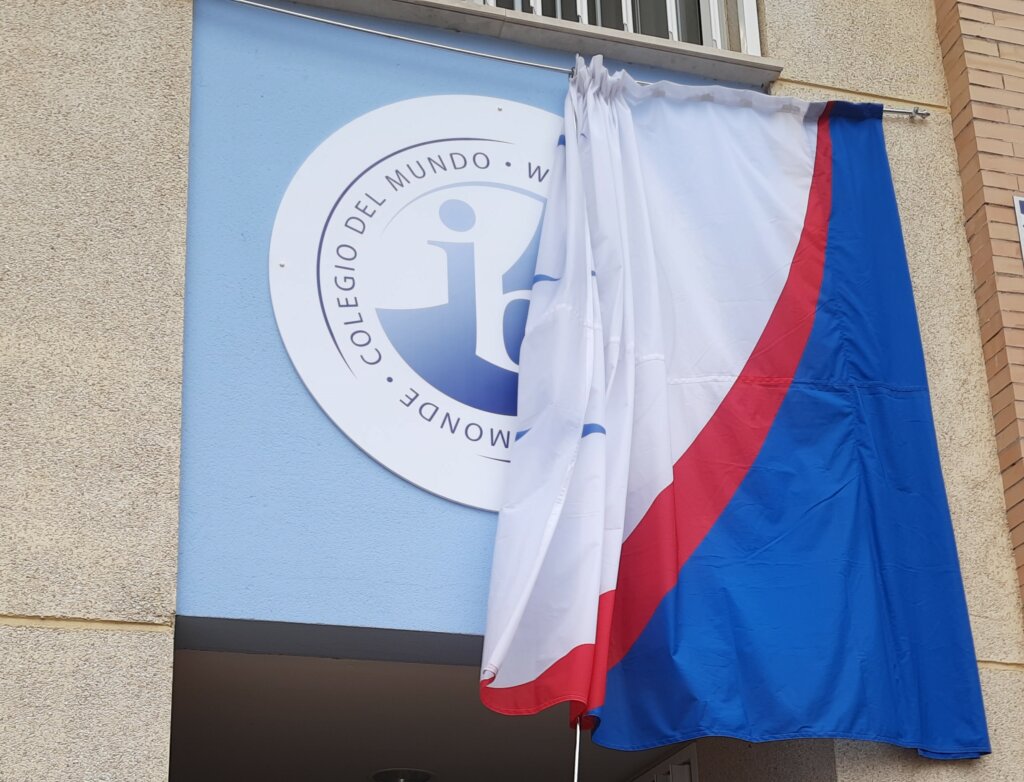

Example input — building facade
[2,1,1024,780]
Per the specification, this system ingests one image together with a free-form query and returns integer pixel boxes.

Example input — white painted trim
[621,0,635,33]
[699,0,724,49]
[735,0,761,56]
[1014,196,1024,266]
[665,0,681,41]
[299,0,783,87]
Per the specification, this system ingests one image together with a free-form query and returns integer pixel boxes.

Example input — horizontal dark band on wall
[175,615,484,666]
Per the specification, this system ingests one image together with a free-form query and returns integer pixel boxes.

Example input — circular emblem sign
[270,96,562,510]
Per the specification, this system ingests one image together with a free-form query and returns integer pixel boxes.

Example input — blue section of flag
[582,423,606,437]
[590,105,989,758]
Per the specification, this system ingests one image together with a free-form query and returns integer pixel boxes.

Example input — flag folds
[480,56,990,759]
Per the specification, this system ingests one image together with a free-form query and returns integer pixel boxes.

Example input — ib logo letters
[270,96,562,509]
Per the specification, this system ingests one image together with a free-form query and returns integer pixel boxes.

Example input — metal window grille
[474,0,761,54]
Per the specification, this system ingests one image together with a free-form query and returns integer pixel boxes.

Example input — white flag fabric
[480,55,819,716]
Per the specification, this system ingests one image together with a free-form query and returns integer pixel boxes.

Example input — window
[631,742,701,782]
[479,0,761,54]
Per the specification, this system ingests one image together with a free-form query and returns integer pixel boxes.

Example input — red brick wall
[937,0,1024,600]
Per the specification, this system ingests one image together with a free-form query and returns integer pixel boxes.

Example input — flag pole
[573,722,581,782]
[230,0,930,118]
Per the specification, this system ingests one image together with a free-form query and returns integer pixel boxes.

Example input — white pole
[573,722,581,782]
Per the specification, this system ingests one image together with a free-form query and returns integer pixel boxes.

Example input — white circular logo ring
[270,95,562,510]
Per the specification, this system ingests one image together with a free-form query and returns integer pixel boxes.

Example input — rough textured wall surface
[760,0,948,104]
[696,737,837,782]
[765,0,1024,778]
[0,0,190,624]
[0,625,174,782]
[937,0,1024,607]
[0,0,191,779]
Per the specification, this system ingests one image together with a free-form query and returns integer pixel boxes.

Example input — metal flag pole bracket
[232,0,929,120]
[882,106,932,118]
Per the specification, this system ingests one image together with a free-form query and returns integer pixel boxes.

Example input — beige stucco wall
[0,624,175,782]
[0,0,192,779]
[696,737,837,782]
[2,0,1022,779]
[762,0,1024,778]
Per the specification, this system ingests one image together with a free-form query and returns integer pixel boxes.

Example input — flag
[480,56,990,760]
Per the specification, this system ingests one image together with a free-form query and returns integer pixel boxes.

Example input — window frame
[300,0,782,88]
[477,0,762,55]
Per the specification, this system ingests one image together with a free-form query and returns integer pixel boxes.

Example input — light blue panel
[178,0,738,634]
